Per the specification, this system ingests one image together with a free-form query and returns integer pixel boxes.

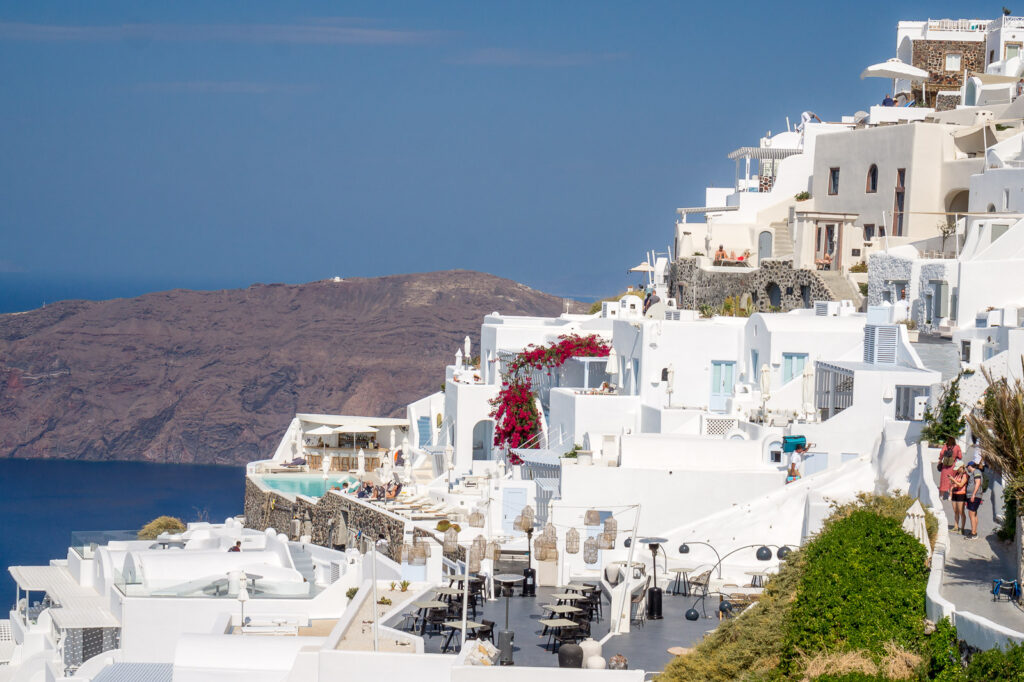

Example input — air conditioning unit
[330,561,346,583]
[665,309,681,321]
[815,301,841,316]
[864,325,898,365]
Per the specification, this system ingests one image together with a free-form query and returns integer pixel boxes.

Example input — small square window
[945,53,962,71]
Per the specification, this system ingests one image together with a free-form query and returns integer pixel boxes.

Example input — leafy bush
[138,515,186,540]
[782,511,929,664]
[346,587,359,600]
[965,641,1024,680]
[997,493,1017,542]
[828,492,937,548]
[377,597,392,606]
[859,282,869,296]
[849,261,868,273]
[920,377,965,446]
[921,618,962,681]
[795,191,811,201]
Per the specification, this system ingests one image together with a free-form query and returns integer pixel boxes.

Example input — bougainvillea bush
[490,334,610,463]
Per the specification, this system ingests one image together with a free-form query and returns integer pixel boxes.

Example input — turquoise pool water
[256,474,358,497]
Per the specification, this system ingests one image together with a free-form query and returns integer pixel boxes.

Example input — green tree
[967,364,1024,511]
[920,376,965,446]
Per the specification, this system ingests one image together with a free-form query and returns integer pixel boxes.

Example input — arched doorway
[472,420,495,460]
[758,231,773,263]
[766,283,782,309]
[946,189,969,215]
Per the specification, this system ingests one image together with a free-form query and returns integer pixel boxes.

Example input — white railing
[927,18,989,32]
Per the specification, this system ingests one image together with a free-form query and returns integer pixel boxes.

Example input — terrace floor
[385,584,719,673]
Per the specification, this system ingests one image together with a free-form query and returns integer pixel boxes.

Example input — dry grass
[879,642,923,680]
[799,649,877,680]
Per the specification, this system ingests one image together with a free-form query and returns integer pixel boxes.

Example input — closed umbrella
[605,346,619,378]
[402,436,413,482]
[357,448,366,476]
[464,336,472,364]
[802,365,816,419]
[902,500,930,551]
[759,364,772,421]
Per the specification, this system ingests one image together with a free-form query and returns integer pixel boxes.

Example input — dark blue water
[0,459,245,600]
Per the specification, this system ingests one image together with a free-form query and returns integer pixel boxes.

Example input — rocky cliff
[0,271,578,464]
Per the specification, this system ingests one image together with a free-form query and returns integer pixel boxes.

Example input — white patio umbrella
[321,453,331,477]
[902,500,930,551]
[357,448,366,477]
[605,346,619,378]
[628,262,655,273]
[389,428,397,451]
[860,58,930,103]
[802,365,816,419]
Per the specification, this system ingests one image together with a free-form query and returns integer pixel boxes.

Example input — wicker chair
[688,570,712,597]
[629,576,651,628]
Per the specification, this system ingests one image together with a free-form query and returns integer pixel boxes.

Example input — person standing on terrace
[937,436,962,500]
[965,461,984,540]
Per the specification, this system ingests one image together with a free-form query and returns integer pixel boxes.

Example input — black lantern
[777,546,792,560]
[624,537,631,548]
[755,545,772,561]
[719,600,733,615]
[685,608,700,621]
[678,543,689,554]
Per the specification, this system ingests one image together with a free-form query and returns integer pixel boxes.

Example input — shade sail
[860,58,929,82]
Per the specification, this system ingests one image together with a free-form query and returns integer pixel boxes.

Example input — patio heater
[494,574,524,665]
[522,527,536,597]
[639,537,668,620]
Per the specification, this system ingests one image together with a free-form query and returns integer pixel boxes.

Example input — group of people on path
[937,436,986,539]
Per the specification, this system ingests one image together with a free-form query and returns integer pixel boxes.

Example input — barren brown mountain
[0,270,580,465]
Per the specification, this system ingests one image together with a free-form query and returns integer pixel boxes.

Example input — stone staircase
[770,221,794,258]
[288,544,316,582]
[818,270,863,306]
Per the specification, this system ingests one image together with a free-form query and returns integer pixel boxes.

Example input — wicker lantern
[583,536,599,564]
[487,540,501,562]
[473,535,487,556]
[584,509,601,526]
[444,527,459,554]
[411,542,427,566]
[546,545,558,562]
[521,505,535,528]
[598,532,614,550]
[468,543,483,573]
[468,510,485,528]
[542,523,556,542]
[534,536,547,562]
[565,528,580,554]
[603,516,618,538]
[512,514,524,531]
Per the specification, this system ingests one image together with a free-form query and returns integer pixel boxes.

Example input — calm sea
[0,459,244,600]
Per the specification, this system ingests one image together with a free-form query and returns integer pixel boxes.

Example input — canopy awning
[333,425,379,434]
[676,206,739,215]
[304,425,336,436]
[727,146,803,160]
[10,565,119,629]
[629,262,655,273]
[860,58,929,82]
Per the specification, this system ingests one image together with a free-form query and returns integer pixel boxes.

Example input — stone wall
[244,477,408,562]
[670,258,834,313]
[935,93,961,112]
[911,39,985,106]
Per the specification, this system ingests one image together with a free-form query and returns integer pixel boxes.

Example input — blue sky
[0,1,999,306]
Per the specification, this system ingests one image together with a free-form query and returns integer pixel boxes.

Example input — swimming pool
[255,474,358,498]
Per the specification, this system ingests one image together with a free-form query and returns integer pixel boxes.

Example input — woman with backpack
[937,436,962,500]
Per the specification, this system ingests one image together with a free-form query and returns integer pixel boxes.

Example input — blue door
[758,231,773,263]
[710,361,735,412]
[502,488,527,535]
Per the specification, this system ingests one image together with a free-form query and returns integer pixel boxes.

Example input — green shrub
[346,587,359,600]
[997,493,1017,542]
[782,511,929,666]
[827,492,937,548]
[920,377,965,446]
[922,618,963,681]
[138,515,186,540]
[810,674,889,681]
[849,261,868,273]
[965,642,1024,680]
[859,282,869,296]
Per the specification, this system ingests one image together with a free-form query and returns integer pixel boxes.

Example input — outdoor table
[434,586,465,602]
[668,564,699,596]
[543,604,582,615]
[745,570,772,588]
[538,618,578,650]
[566,583,598,593]
[441,620,485,653]
[412,600,449,635]
[549,592,586,603]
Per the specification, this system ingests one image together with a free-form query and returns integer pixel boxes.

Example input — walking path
[933,466,1024,632]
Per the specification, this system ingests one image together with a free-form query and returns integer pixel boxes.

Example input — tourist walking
[937,436,962,500]
[950,461,968,534]
[965,460,984,539]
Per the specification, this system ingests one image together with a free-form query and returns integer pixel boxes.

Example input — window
[893,168,906,236]
[1004,189,1011,211]
[866,165,878,193]
[1007,43,1022,60]
[828,167,840,195]
[750,349,759,379]
[864,224,875,241]
[895,386,929,421]
[782,353,808,383]
[961,340,971,363]
[945,53,962,71]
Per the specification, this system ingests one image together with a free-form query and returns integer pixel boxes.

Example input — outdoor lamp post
[679,542,775,619]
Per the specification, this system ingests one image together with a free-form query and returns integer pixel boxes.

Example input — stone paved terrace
[912,334,961,382]
[934,467,1024,633]
[385,583,720,673]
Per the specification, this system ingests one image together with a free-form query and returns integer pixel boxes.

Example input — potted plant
[898,318,919,342]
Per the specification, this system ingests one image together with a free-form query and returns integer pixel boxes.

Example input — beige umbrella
[628,262,655,273]
[802,364,816,418]
[860,58,930,103]
[902,500,930,551]
[357,448,366,476]
[605,346,619,378]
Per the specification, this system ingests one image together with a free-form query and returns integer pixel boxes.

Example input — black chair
[425,608,446,637]
[585,590,602,622]
[478,619,495,643]
[553,624,579,652]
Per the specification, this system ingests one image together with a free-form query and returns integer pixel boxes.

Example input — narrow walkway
[933,466,1024,632]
